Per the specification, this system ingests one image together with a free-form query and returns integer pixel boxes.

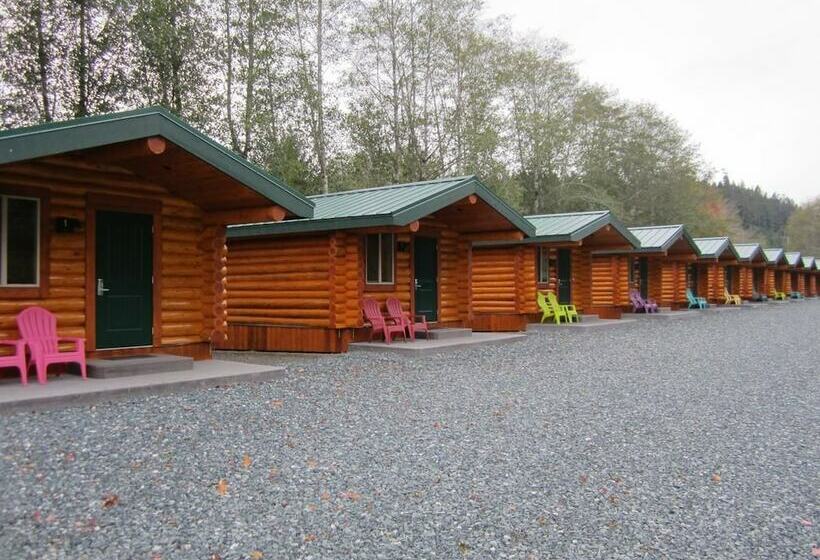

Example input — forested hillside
[715,176,796,246]
[0,0,794,239]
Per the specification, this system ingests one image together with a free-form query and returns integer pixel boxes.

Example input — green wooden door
[557,249,572,304]
[688,264,699,296]
[413,237,438,322]
[639,257,649,298]
[95,210,153,349]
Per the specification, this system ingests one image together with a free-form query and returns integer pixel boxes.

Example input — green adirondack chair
[547,290,579,323]
[536,291,564,324]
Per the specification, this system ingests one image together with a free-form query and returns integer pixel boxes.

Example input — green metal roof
[628,224,699,254]
[784,251,802,267]
[0,106,314,217]
[763,248,785,264]
[525,210,639,245]
[802,256,816,270]
[733,242,764,262]
[693,237,740,260]
[228,175,535,238]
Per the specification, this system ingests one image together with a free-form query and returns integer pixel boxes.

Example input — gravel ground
[1,301,818,559]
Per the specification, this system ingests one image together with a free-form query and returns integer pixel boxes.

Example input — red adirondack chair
[16,307,87,384]
[361,298,406,344]
[0,340,28,384]
[385,297,429,341]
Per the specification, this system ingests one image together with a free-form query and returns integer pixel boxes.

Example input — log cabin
[732,243,766,299]
[472,211,639,323]
[784,252,804,295]
[594,224,701,310]
[763,248,788,296]
[802,257,817,297]
[221,176,536,352]
[0,107,314,362]
[692,237,741,303]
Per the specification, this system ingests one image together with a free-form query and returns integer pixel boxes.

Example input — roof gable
[693,237,740,260]
[628,224,699,254]
[733,242,764,262]
[523,211,640,246]
[763,248,785,264]
[0,107,314,217]
[228,176,535,238]
[784,251,802,267]
[802,256,816,269]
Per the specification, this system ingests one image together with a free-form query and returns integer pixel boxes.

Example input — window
[537,247,550,284]
[1,195,40,286]
[365,233,394,284]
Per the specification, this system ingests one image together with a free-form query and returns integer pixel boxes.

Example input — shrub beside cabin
[0,108,314,360]
[222,176,536,353]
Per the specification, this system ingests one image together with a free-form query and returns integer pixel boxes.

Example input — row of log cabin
[0,108,817,364]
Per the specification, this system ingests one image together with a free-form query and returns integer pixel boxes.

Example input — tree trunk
[76,0,89,117]
[34,0,52,122]
[242,0,256,158]
[225,0,239,152]
[316,0,329,194]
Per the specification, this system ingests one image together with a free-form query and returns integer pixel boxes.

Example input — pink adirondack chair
[385,297,429,341]
[16,307,87,384]
[362,298,406,344]
[0,340,28,384]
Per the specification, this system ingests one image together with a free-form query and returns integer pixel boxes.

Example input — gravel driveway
[1,302,818,559]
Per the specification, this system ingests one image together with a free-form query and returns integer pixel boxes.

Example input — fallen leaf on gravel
[32,511,41,522]
[304,534,317,542]
[608,494,619,506]
[307,458,318,469]
[812,546,820,557]
[216,479,229,496]
[320,491,331,501]
[579,474,588,485]
[270,399,284,408]
[209,554,222,560]
[250,551,263,560]
[433,421,442,429]
[64,451,76,462]
[458,542,472,556]
[800,519,813,527]
[341,490,361,501]
[45,513,57,523]
[242,454,252,469]
[269,468,279,479]
[306,503,317,512]
[102,494,119,508]
[711,473,721,483]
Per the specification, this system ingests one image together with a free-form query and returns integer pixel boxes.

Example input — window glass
[538,247,549,283]
[2,196,39,286]
[380,233,394,283]
[365,234,380,283]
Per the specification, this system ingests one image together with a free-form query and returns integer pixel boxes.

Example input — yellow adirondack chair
[723,288,742,305]
[536,291,565,324]
[770,288,787,300]
[547,290,579,323]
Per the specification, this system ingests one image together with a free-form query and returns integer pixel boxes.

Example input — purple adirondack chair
[629,290,659,313]
[0,340,28,384]
[385,297,429,341]
[362,298,406,344]
[16,307,87,384]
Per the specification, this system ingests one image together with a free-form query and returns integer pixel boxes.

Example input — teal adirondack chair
[686,288,709,309]
[789,291,804,299]
[547,290,579,323]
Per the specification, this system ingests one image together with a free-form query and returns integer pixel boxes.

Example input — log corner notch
[205,205,287,226]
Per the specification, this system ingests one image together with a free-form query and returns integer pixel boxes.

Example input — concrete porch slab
[349,332,525,356]
[628,310,701,319]
[704,305,746,311]
[87,354,193,378]
[0,360,285,414]
[527,317,637,330]
[416,328,472,340]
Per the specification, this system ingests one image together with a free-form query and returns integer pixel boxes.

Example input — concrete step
[87,354,194,379]
[417,328,472,340]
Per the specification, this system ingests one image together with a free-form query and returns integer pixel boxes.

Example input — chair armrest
[0,339,25,350]
[413,314,426,323]
[57,337,85,351]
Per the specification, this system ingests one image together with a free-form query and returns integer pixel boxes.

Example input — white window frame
[537,247,550,284]
[0,194,40,287]
[365,233,395,285]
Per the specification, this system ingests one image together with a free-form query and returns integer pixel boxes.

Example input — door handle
[97,278,110,296]
[414,278,421,288]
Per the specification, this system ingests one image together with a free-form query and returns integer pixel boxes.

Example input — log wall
[591,255,629,308]
[0,156,213,358]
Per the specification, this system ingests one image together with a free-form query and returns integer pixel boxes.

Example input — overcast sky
[483,0,820,203]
